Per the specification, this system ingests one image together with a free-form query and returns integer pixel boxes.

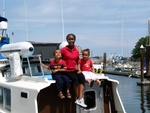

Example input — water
[106,74,150,113]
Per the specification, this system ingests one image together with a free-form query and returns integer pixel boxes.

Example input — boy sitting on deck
[77,48,101,87]
[41,50,71,99]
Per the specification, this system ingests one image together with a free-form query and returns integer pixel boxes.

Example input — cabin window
[84,90,96,110]
[23,65,51,76]
[21,92,28,98]
[0,87,11,111]
[0,87,3,106]
[4,88,11,110]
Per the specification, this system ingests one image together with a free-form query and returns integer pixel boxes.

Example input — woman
[60,33,87,107]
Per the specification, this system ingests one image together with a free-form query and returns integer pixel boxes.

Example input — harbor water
[106,74,150,113]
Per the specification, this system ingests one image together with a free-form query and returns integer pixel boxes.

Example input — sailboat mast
[24,0,29,41]
[121,6,124,56]
[148,0,150,45]
[60,0,65,41]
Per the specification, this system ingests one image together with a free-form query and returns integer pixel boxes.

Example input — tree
[131,36,149,61]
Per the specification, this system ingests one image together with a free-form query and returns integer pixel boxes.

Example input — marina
[1,1,150,113]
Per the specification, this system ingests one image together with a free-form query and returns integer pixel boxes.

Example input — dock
[103,69,141,78]
[137,81,150,85]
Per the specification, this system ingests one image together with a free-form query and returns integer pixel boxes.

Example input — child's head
[53,50,62,59]
[82,48,90,60]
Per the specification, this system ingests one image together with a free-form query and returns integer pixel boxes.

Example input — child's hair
[53,49,60,56]
[82,48,90,56]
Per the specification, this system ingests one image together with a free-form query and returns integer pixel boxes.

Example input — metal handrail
[23,54,45,77]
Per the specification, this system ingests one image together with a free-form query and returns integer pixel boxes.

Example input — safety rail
[22,54,45,78]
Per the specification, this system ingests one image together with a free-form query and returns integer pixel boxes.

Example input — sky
[0,0,150,57]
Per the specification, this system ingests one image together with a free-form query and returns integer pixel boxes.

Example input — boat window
[84,90,96,110]
[0,87,11,111]
[21,92,28,98]
[24,65,51,76]
[0,87,3,106]
[4,88,11,110]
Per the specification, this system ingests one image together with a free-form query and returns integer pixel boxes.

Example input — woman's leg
[64,71,79,97]
[76,72,87,107]
[78,84,84,99]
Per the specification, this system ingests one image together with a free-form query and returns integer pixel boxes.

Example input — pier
[103,69,140,78]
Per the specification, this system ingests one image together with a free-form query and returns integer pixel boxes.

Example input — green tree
[131,36,149,61]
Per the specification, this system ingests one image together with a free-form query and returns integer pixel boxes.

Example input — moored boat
[0,41,126,113]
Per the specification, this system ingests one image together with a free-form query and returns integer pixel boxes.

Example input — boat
[0,40,126,113]
[130,68,147,78]
[114,63,133,72]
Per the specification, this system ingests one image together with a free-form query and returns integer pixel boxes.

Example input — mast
[0,0,8,37]
[121,6,124,56]
[148,0,150,45]
[60,0,65,41]
[24,0,29,41]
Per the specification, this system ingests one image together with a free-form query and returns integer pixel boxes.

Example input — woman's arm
[77,64,82,73]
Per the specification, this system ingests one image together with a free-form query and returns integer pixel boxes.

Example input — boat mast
[148,0,150,45]
[60,0,65,41]
[24,0,29,41]
[121,6,124,56]
[120,0,125,57]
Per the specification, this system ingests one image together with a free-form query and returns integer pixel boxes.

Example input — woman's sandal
[66,92,71,99]
[58,92,65,99]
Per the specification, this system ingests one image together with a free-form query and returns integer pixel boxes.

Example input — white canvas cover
[9,52,23,77]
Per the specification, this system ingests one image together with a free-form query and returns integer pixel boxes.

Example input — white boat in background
[0,41,126,113]
[114,63,133,72]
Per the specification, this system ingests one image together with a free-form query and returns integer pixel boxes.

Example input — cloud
[1,0,149,57]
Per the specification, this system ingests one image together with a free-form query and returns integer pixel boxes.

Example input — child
[78,48,101,87]
[41,50,71,99]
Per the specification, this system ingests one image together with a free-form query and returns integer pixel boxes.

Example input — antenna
[12,32,14,43]
[2,0,5,17]
[60,0,65,41]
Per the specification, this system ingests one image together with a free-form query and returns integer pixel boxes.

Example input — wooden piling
[137,45,150,85]
[146,46,150,77]
[103,53,106,70]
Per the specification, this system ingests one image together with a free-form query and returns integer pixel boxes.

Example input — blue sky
[0,0,150,57]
